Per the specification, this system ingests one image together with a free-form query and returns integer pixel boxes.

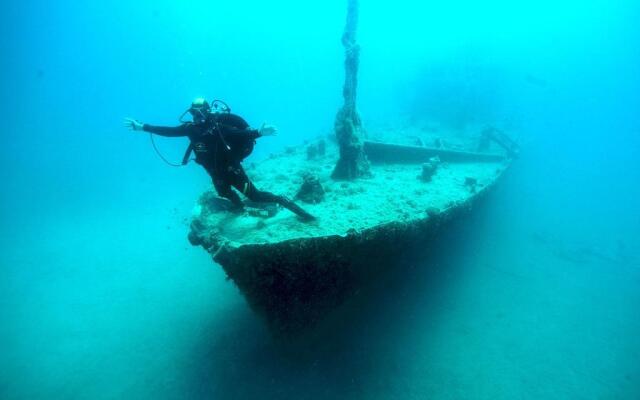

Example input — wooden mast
[332,0,371,180]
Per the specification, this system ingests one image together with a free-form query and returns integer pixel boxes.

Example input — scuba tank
[179,100,232,165]
[183,100,256,164]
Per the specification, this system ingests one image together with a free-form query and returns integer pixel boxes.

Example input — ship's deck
[192,140,508,246]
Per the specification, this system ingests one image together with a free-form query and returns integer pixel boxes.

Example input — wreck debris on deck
[188,135,510,334]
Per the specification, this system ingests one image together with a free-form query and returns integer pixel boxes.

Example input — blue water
[2,1,639,399]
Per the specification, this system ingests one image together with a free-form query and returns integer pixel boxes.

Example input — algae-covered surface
[192,140,508,246]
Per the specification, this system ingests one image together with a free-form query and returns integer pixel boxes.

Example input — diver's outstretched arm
[258,123,278,137]
[123,117,144,131]
[124,117,191,137]
[217,122,277,140]
[142,123,192,137]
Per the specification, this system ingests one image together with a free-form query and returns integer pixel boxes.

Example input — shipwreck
[187,0,517,334]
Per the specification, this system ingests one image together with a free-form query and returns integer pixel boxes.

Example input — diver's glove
[258,123,278,137]
[124,118,144,131]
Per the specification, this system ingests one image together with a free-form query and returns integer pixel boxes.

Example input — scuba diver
[124,98,315,221]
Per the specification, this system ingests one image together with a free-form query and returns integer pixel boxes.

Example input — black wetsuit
[143,114,314,220]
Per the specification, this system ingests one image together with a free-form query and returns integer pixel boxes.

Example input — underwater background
[1,0,639,399]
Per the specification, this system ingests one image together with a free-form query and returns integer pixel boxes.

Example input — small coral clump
[420,156,441,182]
[296,173,325,204]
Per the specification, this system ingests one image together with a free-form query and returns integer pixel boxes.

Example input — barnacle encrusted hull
[188,138,510,334]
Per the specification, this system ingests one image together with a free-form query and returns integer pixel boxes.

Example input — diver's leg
[228,165,315,220]
[213,178,244,209]
[205,165,244,209]
[224,164,278,202]
[273,195,316,221]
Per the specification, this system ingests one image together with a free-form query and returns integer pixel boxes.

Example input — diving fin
[277,196,316,221]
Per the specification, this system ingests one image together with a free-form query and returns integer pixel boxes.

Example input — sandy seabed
[1,164,639,400]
